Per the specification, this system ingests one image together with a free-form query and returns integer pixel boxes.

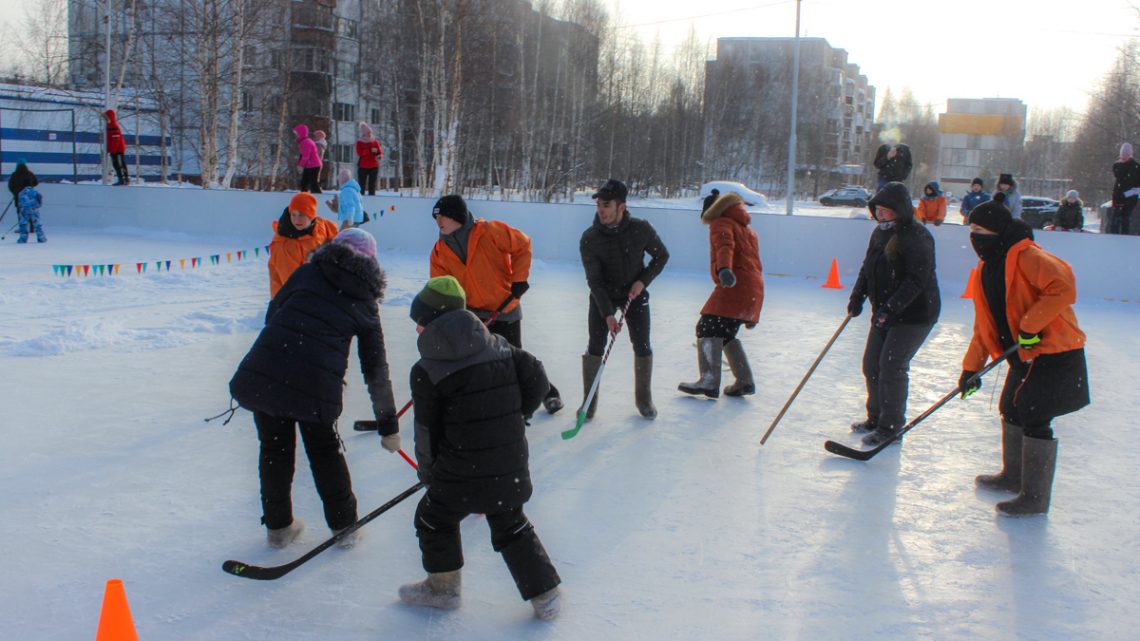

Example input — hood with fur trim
[701,192,745,224]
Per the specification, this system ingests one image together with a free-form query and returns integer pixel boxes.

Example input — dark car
[819,186,871,207]
[1020,197,1060,229]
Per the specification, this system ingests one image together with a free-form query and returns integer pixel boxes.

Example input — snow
[2,187,1137,640]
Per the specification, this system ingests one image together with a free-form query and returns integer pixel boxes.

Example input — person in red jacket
[103,109,129,185]
[355,122,382,196]
[960,201,1089,516]
[678,192,763,398]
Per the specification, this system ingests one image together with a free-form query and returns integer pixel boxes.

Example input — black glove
[1017,331,1041,349]
[847,297,864,317]
[959,370,981,399]
[375,414,399,436]
[717,268,736,288]
[511,281,530,298]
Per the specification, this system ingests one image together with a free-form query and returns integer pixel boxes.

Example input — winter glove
[959,370,981,399]
[745,322,757,330]
[932,220,942,227]
[375,414,399,436]
[511,281,530,299]
[847,297,864,318]
[380,433,401,453]
[1017,331,1041,349]
[718,268,736,288]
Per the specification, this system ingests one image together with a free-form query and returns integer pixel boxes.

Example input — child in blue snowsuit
[17,185,45,243]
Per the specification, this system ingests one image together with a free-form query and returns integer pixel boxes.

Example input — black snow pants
[861,321,934,430]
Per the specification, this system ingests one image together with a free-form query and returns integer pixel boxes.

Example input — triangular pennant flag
[52,265,60,276]
[165,260,171,271]
[106,264,113,276]
[82,265,90,277]
[66,265,74,277]
[254,247,260,257]
[114,264,121,275]
[96,265,104,276]
[180,259,186,270]
[154,261,160,272]
[264,244,270,255]
[226,252,232,262]
[136,263,143,274]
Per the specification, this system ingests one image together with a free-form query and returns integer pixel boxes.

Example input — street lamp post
[785,0,801,216]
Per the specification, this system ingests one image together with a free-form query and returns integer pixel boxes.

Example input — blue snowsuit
[17,186,45,243]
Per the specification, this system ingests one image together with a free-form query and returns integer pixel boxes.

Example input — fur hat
[409,276,466,326]
[592,178,628,203]
[432,194,469,225]
[1065,189,1079,200]
[332,228,376,259]
[1122,143,1134,159]
[971,177,984,188]
[968,200,1013,234]
[289,192,318,219]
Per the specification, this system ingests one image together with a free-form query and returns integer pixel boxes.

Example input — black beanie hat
[432,194,469,225]
[968,200,1013,234]
[971,177,984,188]
[409,276,466,326]
[997,173,1015,189]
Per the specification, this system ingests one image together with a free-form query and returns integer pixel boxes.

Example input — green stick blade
[561,411,587,440]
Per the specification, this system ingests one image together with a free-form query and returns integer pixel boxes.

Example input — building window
[292,4,334,30]
[336,17,358,38]
[335,60,358,80]
[370,108,380,124]
[333,143,353,162]
[333,102,356,122]
[292,47,332,74]
[241,91,254,112]
[269,50,285,70]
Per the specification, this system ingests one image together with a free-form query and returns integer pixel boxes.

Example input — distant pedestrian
[872,143,912,191]
[355,122,382,196]
[959,177,990,222]
[103,109,130,186]
[914,181,947,226]
[847,182,940,447]
[16,184,45,243]
[994,173,1022,220]
[1053,190,1084,231]
[294,124,322,193]
[7,159,37,213]
[701,188,720,215]
[1110,142,1140,235]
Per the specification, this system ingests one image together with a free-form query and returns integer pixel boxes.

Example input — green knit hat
[409,276,466,326]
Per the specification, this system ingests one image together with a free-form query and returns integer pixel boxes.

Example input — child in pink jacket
[294,124,322,193]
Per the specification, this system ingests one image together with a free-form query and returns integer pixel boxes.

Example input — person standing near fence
[7,159,37,213]
[104,109,130,186]
[355,122,382,196]
[1111,142,1140,235]
[294,124,322,193]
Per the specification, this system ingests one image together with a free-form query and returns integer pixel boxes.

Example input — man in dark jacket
[872,143,913,191]
[7,159,37,213]
[579,178,670,419]
[229,229,400,549]
[847,182,941,446]
[399,276,562,621]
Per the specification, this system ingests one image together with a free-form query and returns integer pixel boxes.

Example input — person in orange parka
[103,109,129,185]
[268,192,339,298]
[960,200,1089,517]
[914,180,947,225]
[678,192,764,398]
[428,194,562,414]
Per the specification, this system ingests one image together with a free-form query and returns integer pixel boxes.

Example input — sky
[608,0,1139,115]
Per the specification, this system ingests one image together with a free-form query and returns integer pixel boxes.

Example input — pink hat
[332,228,376,259]
[359,122,374,139]
[1122,143,1134,159]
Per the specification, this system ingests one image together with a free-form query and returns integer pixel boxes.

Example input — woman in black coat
[847,181,941,446]
[229,229,399,548]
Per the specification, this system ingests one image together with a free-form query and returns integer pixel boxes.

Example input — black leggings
[587,291,652,357]
[695,314,744,344]
[299,167,322,193]
[111,153,129,182]
[357,166,378,195]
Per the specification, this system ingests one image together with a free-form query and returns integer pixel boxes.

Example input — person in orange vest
[914,181,947,226]
[960,201,1089,516]
[428,195,562,415]
[268,192,339,298]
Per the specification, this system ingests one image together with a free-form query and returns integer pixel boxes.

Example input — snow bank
[38,183,1140,301]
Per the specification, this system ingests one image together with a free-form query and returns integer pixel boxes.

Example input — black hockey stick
[222,481,424,580]
[824,344,1019,461]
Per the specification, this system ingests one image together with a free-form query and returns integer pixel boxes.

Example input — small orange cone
[96,579,139,641]
[960,268,977,299]
[821,258,844,289]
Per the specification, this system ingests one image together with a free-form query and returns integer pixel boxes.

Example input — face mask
[877,221,896,231]
[970,232,1003,262]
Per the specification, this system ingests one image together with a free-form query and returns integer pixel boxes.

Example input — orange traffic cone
[960,268,977,299]
[821,258,843,289]
[96,579,139,641]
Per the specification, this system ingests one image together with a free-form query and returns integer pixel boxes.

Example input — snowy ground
[1,224,1136,641]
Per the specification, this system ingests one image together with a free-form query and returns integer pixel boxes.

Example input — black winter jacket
[410,310,549,512]
[1053,200,1084,230]
[873,144,913,183]
[579,209,670,316]
[229,242,398,431]
[851,182,941,326]
[1113,158,1140,205]
[7,165,37,199]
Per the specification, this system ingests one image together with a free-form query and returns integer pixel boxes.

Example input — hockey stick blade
[561,410,587,440]
[222,482,424,580]
[823,439,880,461]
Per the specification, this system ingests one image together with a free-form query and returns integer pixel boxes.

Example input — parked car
[819,186,871,207]
[700,181,768,208]
[1019,196,1060,229]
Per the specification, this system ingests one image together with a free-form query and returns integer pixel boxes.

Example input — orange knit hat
[289,192,318,219]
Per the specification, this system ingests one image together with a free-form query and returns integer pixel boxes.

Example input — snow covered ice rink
[1,216,1137,641]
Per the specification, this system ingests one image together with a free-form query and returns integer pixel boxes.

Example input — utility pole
[784,0,801,216]
[102,0,113,184]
